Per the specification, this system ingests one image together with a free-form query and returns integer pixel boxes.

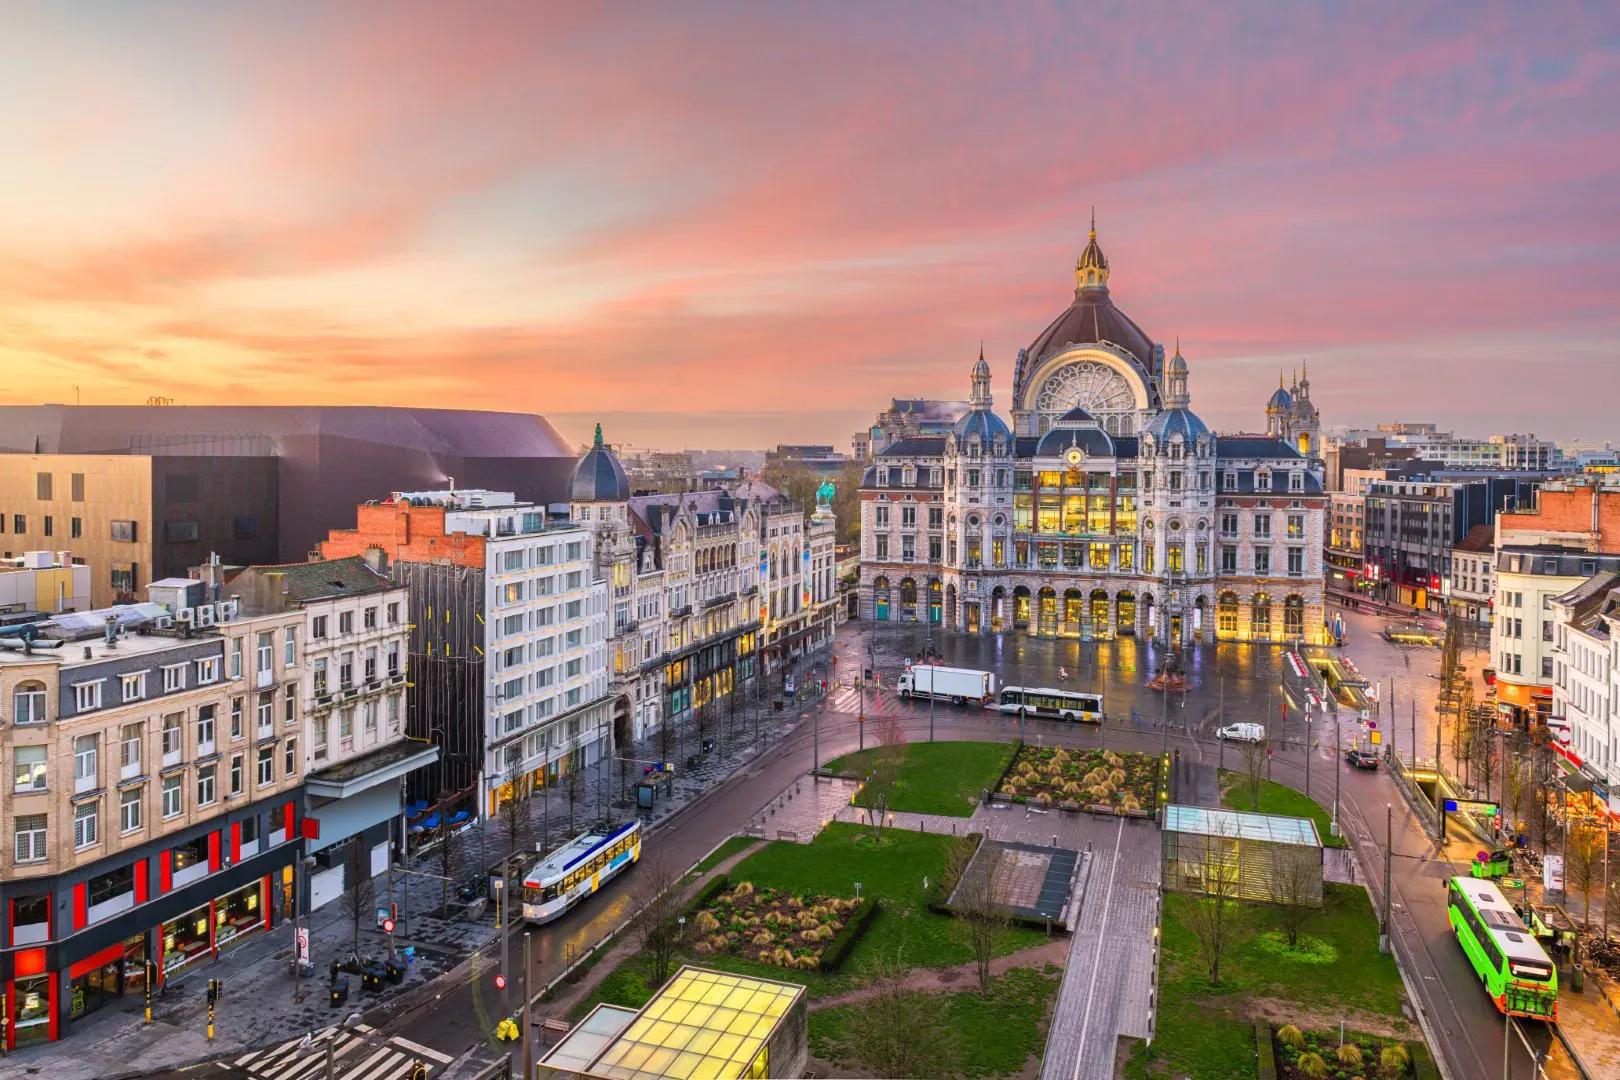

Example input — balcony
[670,604,693,618]
[704,592,737,610]
[255,667,274,689]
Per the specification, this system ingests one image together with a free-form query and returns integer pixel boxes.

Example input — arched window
[899,578,918,620]
[1252,593,1273,638]
[1284,595,1305,639]
[873,576,891,621]
[928,579,943,624]
[12,680,46,724]
[1217,592,1239,636]
[1116,590,1136,635]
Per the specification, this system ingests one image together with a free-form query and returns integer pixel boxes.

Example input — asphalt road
[173,618,1545,1080]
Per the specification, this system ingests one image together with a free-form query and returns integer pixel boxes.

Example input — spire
[970,346,992,408]
[1075,209,1110,290]
[1165,345,1190,408]
[593,422,603,447]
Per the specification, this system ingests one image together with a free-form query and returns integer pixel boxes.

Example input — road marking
[234,1024,450,1080]
[1073,815,1126,1080]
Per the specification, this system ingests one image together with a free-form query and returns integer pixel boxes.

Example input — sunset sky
[2,2,1617,450]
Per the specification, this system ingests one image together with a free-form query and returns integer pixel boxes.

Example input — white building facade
[1549,575,1620,818]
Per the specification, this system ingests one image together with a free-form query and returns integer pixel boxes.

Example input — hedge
[1254,1021,1277,1080]
[819,896,880,972]
[681,874,731,921]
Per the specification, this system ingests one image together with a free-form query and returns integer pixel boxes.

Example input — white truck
[895,665,997,705]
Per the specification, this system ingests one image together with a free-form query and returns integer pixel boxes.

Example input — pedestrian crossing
[826,686,910,716]
[232,1022,453,1080]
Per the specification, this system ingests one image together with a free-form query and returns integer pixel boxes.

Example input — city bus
[521,819,641,924]
[1446,876,1558,1020]
[991,686,1104,722]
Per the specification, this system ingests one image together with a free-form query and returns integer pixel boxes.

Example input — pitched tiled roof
[230,555,394,608]
[1454,525,1495,553]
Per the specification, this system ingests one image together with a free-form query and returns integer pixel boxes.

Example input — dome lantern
[1075,208,1110,291]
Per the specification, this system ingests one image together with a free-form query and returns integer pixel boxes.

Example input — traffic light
[206,978,222,1005]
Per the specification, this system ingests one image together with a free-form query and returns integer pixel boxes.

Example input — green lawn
[811,965,1060,1079]
[1126,883,1407,1079]
[1219,770,1349,848]
[826,740,1016,817]
[575,823,1045,1015]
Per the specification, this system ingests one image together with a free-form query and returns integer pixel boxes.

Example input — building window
[284,738,297,776]
[230,754,244,796]
[74,802,98,850]
[13,745,47,792]
[196,705,216,750]
[257,632,274,675]
[197,764,216,807]
[196,657,220,685]
[162,665,185,692]
[1220,545,1237,573]
[312,615,328,639]
[74,681,103,712]
[15,814,47,863]
[386,602,400,624]
[13,680,46,724]
[257,746,274,786]
[121,671,146,702]
[162,775,182,818]
[162,714,183,760]
[120,722,142,773]
[231,697,244,739]
[338,611,354,634]
[229,638,243,679]
[257,691,274,732]
[1286,514,1304,539]
[283,627,296,666]
[74,733,99,789]
[120,788,142,833]
[1287,548,1304,575]
[284,687,296,727]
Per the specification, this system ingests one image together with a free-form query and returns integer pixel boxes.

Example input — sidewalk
[0,654,827,1080]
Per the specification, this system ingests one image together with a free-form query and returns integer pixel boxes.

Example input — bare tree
[863,711,907,835]
[947,838,1011,994]
[341,841,376,960]
[1239,736,1269,811]
[1265,848,1319,948]
[1181,830,1247,985]
[567,753,583,833]
[435,798,462,915]
[633,857,687,986]
[1566,824,1604,930]
[1503,750,1529,839]
[834,949,955,1079]
[501,769,527,858]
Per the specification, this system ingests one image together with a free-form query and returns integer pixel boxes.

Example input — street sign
[1442,798,1499,816]
[1369,730,1382,745]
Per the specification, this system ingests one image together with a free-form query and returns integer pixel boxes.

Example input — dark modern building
[1362,474,1543,609]
[0,405,579,573]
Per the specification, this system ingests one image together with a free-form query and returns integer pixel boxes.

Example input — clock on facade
[1065,447,1084,466]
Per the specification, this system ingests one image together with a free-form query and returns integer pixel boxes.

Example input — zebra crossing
[231,1023,453,1080]
[826,685,909,716]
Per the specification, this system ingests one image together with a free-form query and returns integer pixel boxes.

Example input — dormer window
[1223,471,1236,491]
[902,466,915,486]
[930,468,941,486]
[968,437,981,458]
[1257,470,1272,492]
[1289,470,1303,491]
[877,468,889,486]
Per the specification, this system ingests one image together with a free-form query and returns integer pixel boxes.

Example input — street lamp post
[1381,802,1393,954]
[1332,710,1342,836]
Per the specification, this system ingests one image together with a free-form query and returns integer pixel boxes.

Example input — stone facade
[858,228,1329,646]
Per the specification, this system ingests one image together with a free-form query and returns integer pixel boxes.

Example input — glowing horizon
[2,2,1617,450]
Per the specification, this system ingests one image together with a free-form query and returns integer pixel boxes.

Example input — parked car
[1345,748,1380,770]
[1216,722,1266,743]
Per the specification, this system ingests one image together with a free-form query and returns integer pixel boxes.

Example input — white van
[1216,722,1266,743]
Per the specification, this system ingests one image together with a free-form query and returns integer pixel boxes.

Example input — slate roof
[1216,436,1302,459]
[878,436,948,457]
[1454,524,1495,553]
[1035,425,1116,459]
[1143,407,1210,443]
[1026,287,1158,373]
[571,445,630,502]
[954,409,1012,442]
[227,555,394,610]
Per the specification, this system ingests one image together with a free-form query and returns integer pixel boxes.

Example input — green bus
[1446,876,1557,1021]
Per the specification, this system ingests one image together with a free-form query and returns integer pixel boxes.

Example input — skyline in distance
[2,2,1617,450]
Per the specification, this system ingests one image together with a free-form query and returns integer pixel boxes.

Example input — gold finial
[979,340,985,362]
[1089,205,1096,239]
[1279,370,1284,389]
[1174,335,1181,356]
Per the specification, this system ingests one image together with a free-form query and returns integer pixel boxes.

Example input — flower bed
[995,746,1157,812]
[1272,1023,1416,1079]
[689,880,862,972]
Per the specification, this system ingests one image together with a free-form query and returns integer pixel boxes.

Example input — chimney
[104,614,119,648]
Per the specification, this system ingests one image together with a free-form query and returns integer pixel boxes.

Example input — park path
[808,936,1071,1011]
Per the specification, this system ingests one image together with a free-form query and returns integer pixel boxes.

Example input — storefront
[8,952,53,1048]
[67,936,140,1023]
[213,880,268,952]
[161,903,213,976]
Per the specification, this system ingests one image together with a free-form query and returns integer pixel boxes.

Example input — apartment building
[1548,574,1620,815]
[1492,477,1620,725]
[1447,525,1495,624]
[572,429,838,746]
[1,595,304,1048]
[0,551,92,616]
[0,454,279,609]
[1363,476,1538,610]
[212,556,434,911]
[319,494,609,821]
[1325,492,1365,593]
